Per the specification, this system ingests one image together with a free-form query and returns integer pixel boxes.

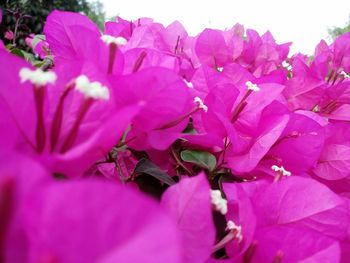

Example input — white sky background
[100,0,350,55]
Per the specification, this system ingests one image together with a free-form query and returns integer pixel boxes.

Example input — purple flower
[0,50,140,177]
[161,173,216,263]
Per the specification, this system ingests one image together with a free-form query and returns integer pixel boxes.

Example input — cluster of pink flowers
[1,10,350,263]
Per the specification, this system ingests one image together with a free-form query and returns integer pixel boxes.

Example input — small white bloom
[271,165,291,177]
[75,75,109,100]
[100,35,127,46]
[184,79,193,88]
[226,220,243,242]
[340,71,350,79]
[194,96,208,112]
[245,81,260,92]
[211,190,228,215]
[19,67,57,86]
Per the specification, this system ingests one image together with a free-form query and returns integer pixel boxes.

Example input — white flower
[19,67,57,86]
[271,165,291,177]
[245,81,260,92]
[340,71,350,79]
[194,97,208,112]
[100,35,127,46]
[184,79,193,88]
[75,75,109,100]
[211,190,227,215]
[226,220,243,242]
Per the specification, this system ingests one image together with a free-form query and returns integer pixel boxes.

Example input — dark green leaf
[134,158,176,186]
[180,150,217,172]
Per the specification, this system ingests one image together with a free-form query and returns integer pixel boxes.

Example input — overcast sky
[100,0,350,55]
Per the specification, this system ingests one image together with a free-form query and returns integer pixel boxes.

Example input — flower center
[19,68,57,153]
[210,189,228,215]
[58,75,110,154]
[271,164,291,182]
[156,97,207,130]
[231,81,260,123]
[212,220,243,253]
[100,35,127,74]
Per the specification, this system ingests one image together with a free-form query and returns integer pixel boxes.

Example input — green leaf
[10,48,35,62]
[134,158,176,186]
[180,150,217,172]
[32,34,46,49]
[33,60,45,68]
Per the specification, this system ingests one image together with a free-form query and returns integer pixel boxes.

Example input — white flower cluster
[75,75,109,100]
[245,81,260,92]
[19,67,57,86]
[217,67,224,72]
[226,220,243,242]
[194,96,208,112]
[271,165,291,177]
[100,35,127,46]
[211,190,227,215]
[184,79,193,88]
[340,71,350,79]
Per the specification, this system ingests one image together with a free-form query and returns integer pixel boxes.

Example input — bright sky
[101,0,350,55]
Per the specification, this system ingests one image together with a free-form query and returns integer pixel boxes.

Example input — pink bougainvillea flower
[104,16,135,40]
[162,20,188,54]
[317,32,350,74]
[313,122,350,181]
[226,101,289,173]
[316,80,350,121]
[222,23,244,61]
[283,56,326,111]
[252,226,341,263]
[0,50,141,177]
[235,29,291,77]
[44,10,126,75]
[124,21,168,51]
[263,112,325,175]
[0,152,51,263]
[44,10,101,62]
[23,179,182,263]
[185,63,289,173]
[195,28,230,69]
[0,153,182,263]
[161,173,216,263]
[221,185,257,261]
[223,176,349,262]
[113,67,194,151]
[122,48,180,74]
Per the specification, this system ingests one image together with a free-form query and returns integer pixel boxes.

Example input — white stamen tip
[19,67,57,86]
[217,67,224,72]
[271,165,291,177]
[184,79,193,88]
[211,190,228,215]
[245,81,260,92]
[75,75,109,100]
[194,96,208,112]
[340,71,350,79]
[100,35,127,46]
[226,220,243,242]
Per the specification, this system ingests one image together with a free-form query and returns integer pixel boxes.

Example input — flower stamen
[210,190,227,215]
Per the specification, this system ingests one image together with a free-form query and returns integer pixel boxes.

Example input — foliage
[0,0,105,49]
[328,15,350,39]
